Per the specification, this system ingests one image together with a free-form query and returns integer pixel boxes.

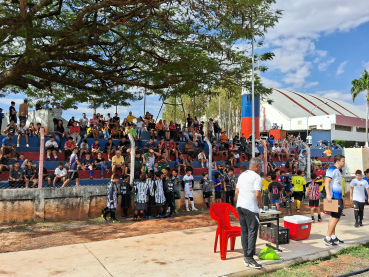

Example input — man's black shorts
[68,171,79,180]
[309,199,320,207]
[330,199,343,219]
[294,191,304,201]
[203,191,212,198]
[215,191,221,199]
[353,201,365,211]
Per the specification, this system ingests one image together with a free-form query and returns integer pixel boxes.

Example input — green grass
[253,243,369,277]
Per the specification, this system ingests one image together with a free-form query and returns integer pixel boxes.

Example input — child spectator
[350,170,369,227]
[134,173,149,221]
[28,123,36,137]
[24,160,37,188]
[46,136,59,161]
[146,172,156,219]
[200,172,212,208]
[101,174,120,223]
[81,152,94,179]
[17,120,29,147]
[214,172,222,203]
[292,170,306,212]
[182,168,197,211]
[69,121,81,145]
[154,172,166,217]
[164,173,175,217]
[9,161,24,188]
[53,162,67,187]
[64,136,77,160]
[223,168,236,206]
[91,139,100,156]
[268,174,283,211]
[34,166,51,187]
[307,173,322,223]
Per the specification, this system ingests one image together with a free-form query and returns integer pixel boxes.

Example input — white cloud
[336,61,348,75]
[318,58,335,71]
[258,0,369,88]
[304,82,319,88]
[260,76,282,88]
[313,90,352,101]
[362,61,369,70]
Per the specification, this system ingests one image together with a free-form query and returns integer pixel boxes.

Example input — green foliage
[0,0,281,109]
[351,70,369,102]
[332,140,365,148]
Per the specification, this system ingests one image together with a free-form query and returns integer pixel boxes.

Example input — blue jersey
[325,166,342,199]
[363,176,369,199]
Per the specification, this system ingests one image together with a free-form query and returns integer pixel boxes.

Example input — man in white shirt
[197,149,208,168]
[272,145,281,161]
[236,157,264,269]
[45,136,59,161]
[53,162,67,187]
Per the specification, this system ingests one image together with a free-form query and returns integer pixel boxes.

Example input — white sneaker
[26,144,29,147]
[17,144,19,147]
[59,150,62,153]
[192,207,198,211]
[186,207,190,212]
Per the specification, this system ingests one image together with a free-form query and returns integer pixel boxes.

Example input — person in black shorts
[214,172,222,202]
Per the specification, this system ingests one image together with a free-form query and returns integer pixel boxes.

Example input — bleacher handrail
[204,137,212,181]
[38,127,45,189]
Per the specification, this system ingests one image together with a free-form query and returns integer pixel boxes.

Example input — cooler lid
[283,215,313,224]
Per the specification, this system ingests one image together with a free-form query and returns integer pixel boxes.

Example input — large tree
[0,0,281,108]
[351,70,369,146]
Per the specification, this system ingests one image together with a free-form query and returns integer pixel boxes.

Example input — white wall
[331,124,368,142]
[260,103,291,131]
[290,115,336,131]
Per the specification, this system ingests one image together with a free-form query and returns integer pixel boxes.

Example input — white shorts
[185,186,193,198]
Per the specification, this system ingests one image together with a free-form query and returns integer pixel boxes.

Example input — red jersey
[166,142,175,149]
[158,141,166,149]
[64,141,76,149]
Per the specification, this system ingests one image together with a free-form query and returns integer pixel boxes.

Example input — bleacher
[0,131,341,188]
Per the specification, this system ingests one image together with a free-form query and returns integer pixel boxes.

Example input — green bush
[332,140,365,148]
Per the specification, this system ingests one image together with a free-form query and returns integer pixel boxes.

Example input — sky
[1,0,369,120]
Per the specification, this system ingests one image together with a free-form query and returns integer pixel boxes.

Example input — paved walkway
[0,207,368,277]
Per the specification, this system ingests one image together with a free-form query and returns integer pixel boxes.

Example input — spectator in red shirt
[166,138,178,160]
[156,119,165,140]
[313,166,325,180]
[157,138,166,155]
[69,121,81,145]
[90,114,99,126]
[64,137,77,160]
[169,121,177,141]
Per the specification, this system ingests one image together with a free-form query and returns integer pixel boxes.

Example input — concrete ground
[0,207,368,277]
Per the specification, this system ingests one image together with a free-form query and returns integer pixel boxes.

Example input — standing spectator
[194,130,204,149]
[64,137,77,160]
[9,161,25,188]
[187,114,193,127]
[169,121,177,141]
[163,120,170,141]
[69,121,81,145]
[214,120,221,143]
[0,108,4,131]
[155,119,165,140]
[19,99,28,124]
[144,149,160,173]
[174,154,186,176]
[44,100,52,110]
[35,100,43,111]
[95,152,107,179]
[52,103,63,127]
[45,136,59,161]
[224,168,237,206]
[298,150,307,172]
[53,162,67,187]
[9,101,17,124]
[54,120,65,152]
[193,117,199,129]
[127,111,136,123]
[79,113,89,137]
[235,158,264,269]
[306,133,312,147]
[208,119,214,140]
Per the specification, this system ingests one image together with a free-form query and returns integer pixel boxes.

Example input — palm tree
[351,70,369,147]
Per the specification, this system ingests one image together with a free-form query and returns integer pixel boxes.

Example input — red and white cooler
[283,215,313,241]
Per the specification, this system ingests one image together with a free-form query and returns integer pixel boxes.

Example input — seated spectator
[27,123,36,137]
[112,150,125,174]
[34,166,51,187]
[1,133,16,157]
[194,130,204,149]
[127,111,136,123]
[44,100,52,110]
[272,144,281,161]
[70,121,81,145]
[163,120,170,141]
[118,137,130,153]
[184,155,193,171]
[91,139,100,156]
[67,116,75,127]
[9,161,24,188]
[183,128,190,141]
[18,154,28,169]
[94,152,107,179]
[188,126,194,141]
[228,142,236,152]
[112,113,120,124]
[104,138,116,161]
[90,114,99,127]
[24,160,37,188]
[212,140,219,157]
[184,140,195,158]
[45,136,59,161]
[53,162,67,187]
[176,124,185,142]
[143,139,156,153]
[87,124,99,139]
[197,149,208,168]
[157,156,169,172]
[0,108,3,131]
[143,112,153,124]
[3,120,17,136]
[131,151,144,174]
[218,143,227,160]
[267,156,277,172]
[166,138,177,160]
[128,123,138,141]
[54,120,65,152]
[64,136,77,160]
[143,149,160,173]
[220,131,228,148]
[0,151,16,173]
[175,143,182,156]
[79,139,89,159]
[174,153,186,176]
[81,152,95,179]
[136,118,143,139]
[52,103,63,127]
[35,122,42,139]
[35,100,43,111]
[101,123,110,139]
[155,119,165,140]
[157,138,166,155]
[233,151,240,167]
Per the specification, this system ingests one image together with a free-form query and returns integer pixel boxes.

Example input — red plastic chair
[210,203,241,260]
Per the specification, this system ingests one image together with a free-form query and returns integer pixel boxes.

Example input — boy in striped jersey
[307,173,322,222]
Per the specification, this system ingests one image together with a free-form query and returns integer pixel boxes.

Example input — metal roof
[264,88,365,119]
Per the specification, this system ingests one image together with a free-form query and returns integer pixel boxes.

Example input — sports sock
[331,235,337,240]
[47,156,50,159]
[111,211,116,220]
[90,170,93,177]
[359,210,364,222]
[355,210,359,222]
[167,207,171,213]
[206,202,210,208]
[191,200,195,209]
[296,200,301,210]
[318,214,321,219]
[140,212,144,219]
[326,236,331,241]
[185,198,189,208]
[311,216,315,221]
